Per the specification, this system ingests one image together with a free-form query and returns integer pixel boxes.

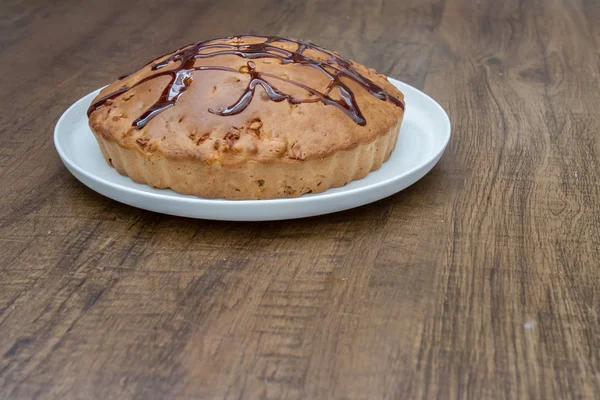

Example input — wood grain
[1,0,599,398]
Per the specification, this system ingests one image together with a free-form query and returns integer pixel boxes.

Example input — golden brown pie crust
[88,36,405,199]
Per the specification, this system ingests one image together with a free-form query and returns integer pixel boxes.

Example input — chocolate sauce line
[88,35,404,129]
[88,65,239,129]
[209,64,366,125]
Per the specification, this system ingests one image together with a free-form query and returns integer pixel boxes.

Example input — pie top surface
[87,35,405,165]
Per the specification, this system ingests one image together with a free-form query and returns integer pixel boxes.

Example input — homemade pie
[87,35,405,199]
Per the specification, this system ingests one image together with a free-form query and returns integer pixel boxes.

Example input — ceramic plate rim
[54,78,450,214]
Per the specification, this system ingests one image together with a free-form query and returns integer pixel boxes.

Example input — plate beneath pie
[54,78,450,221]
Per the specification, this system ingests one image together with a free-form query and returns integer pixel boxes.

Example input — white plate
[54,78,450,221]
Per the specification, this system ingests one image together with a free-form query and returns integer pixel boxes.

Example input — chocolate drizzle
[87,36,405,128]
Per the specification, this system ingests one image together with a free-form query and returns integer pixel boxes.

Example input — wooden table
[2,0,599,398]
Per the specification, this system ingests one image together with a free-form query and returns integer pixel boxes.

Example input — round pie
[87,35,405,199]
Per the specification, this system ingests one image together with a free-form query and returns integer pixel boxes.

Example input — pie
[87,35,405,199]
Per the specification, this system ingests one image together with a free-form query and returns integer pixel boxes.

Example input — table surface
[2,0,600,398]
